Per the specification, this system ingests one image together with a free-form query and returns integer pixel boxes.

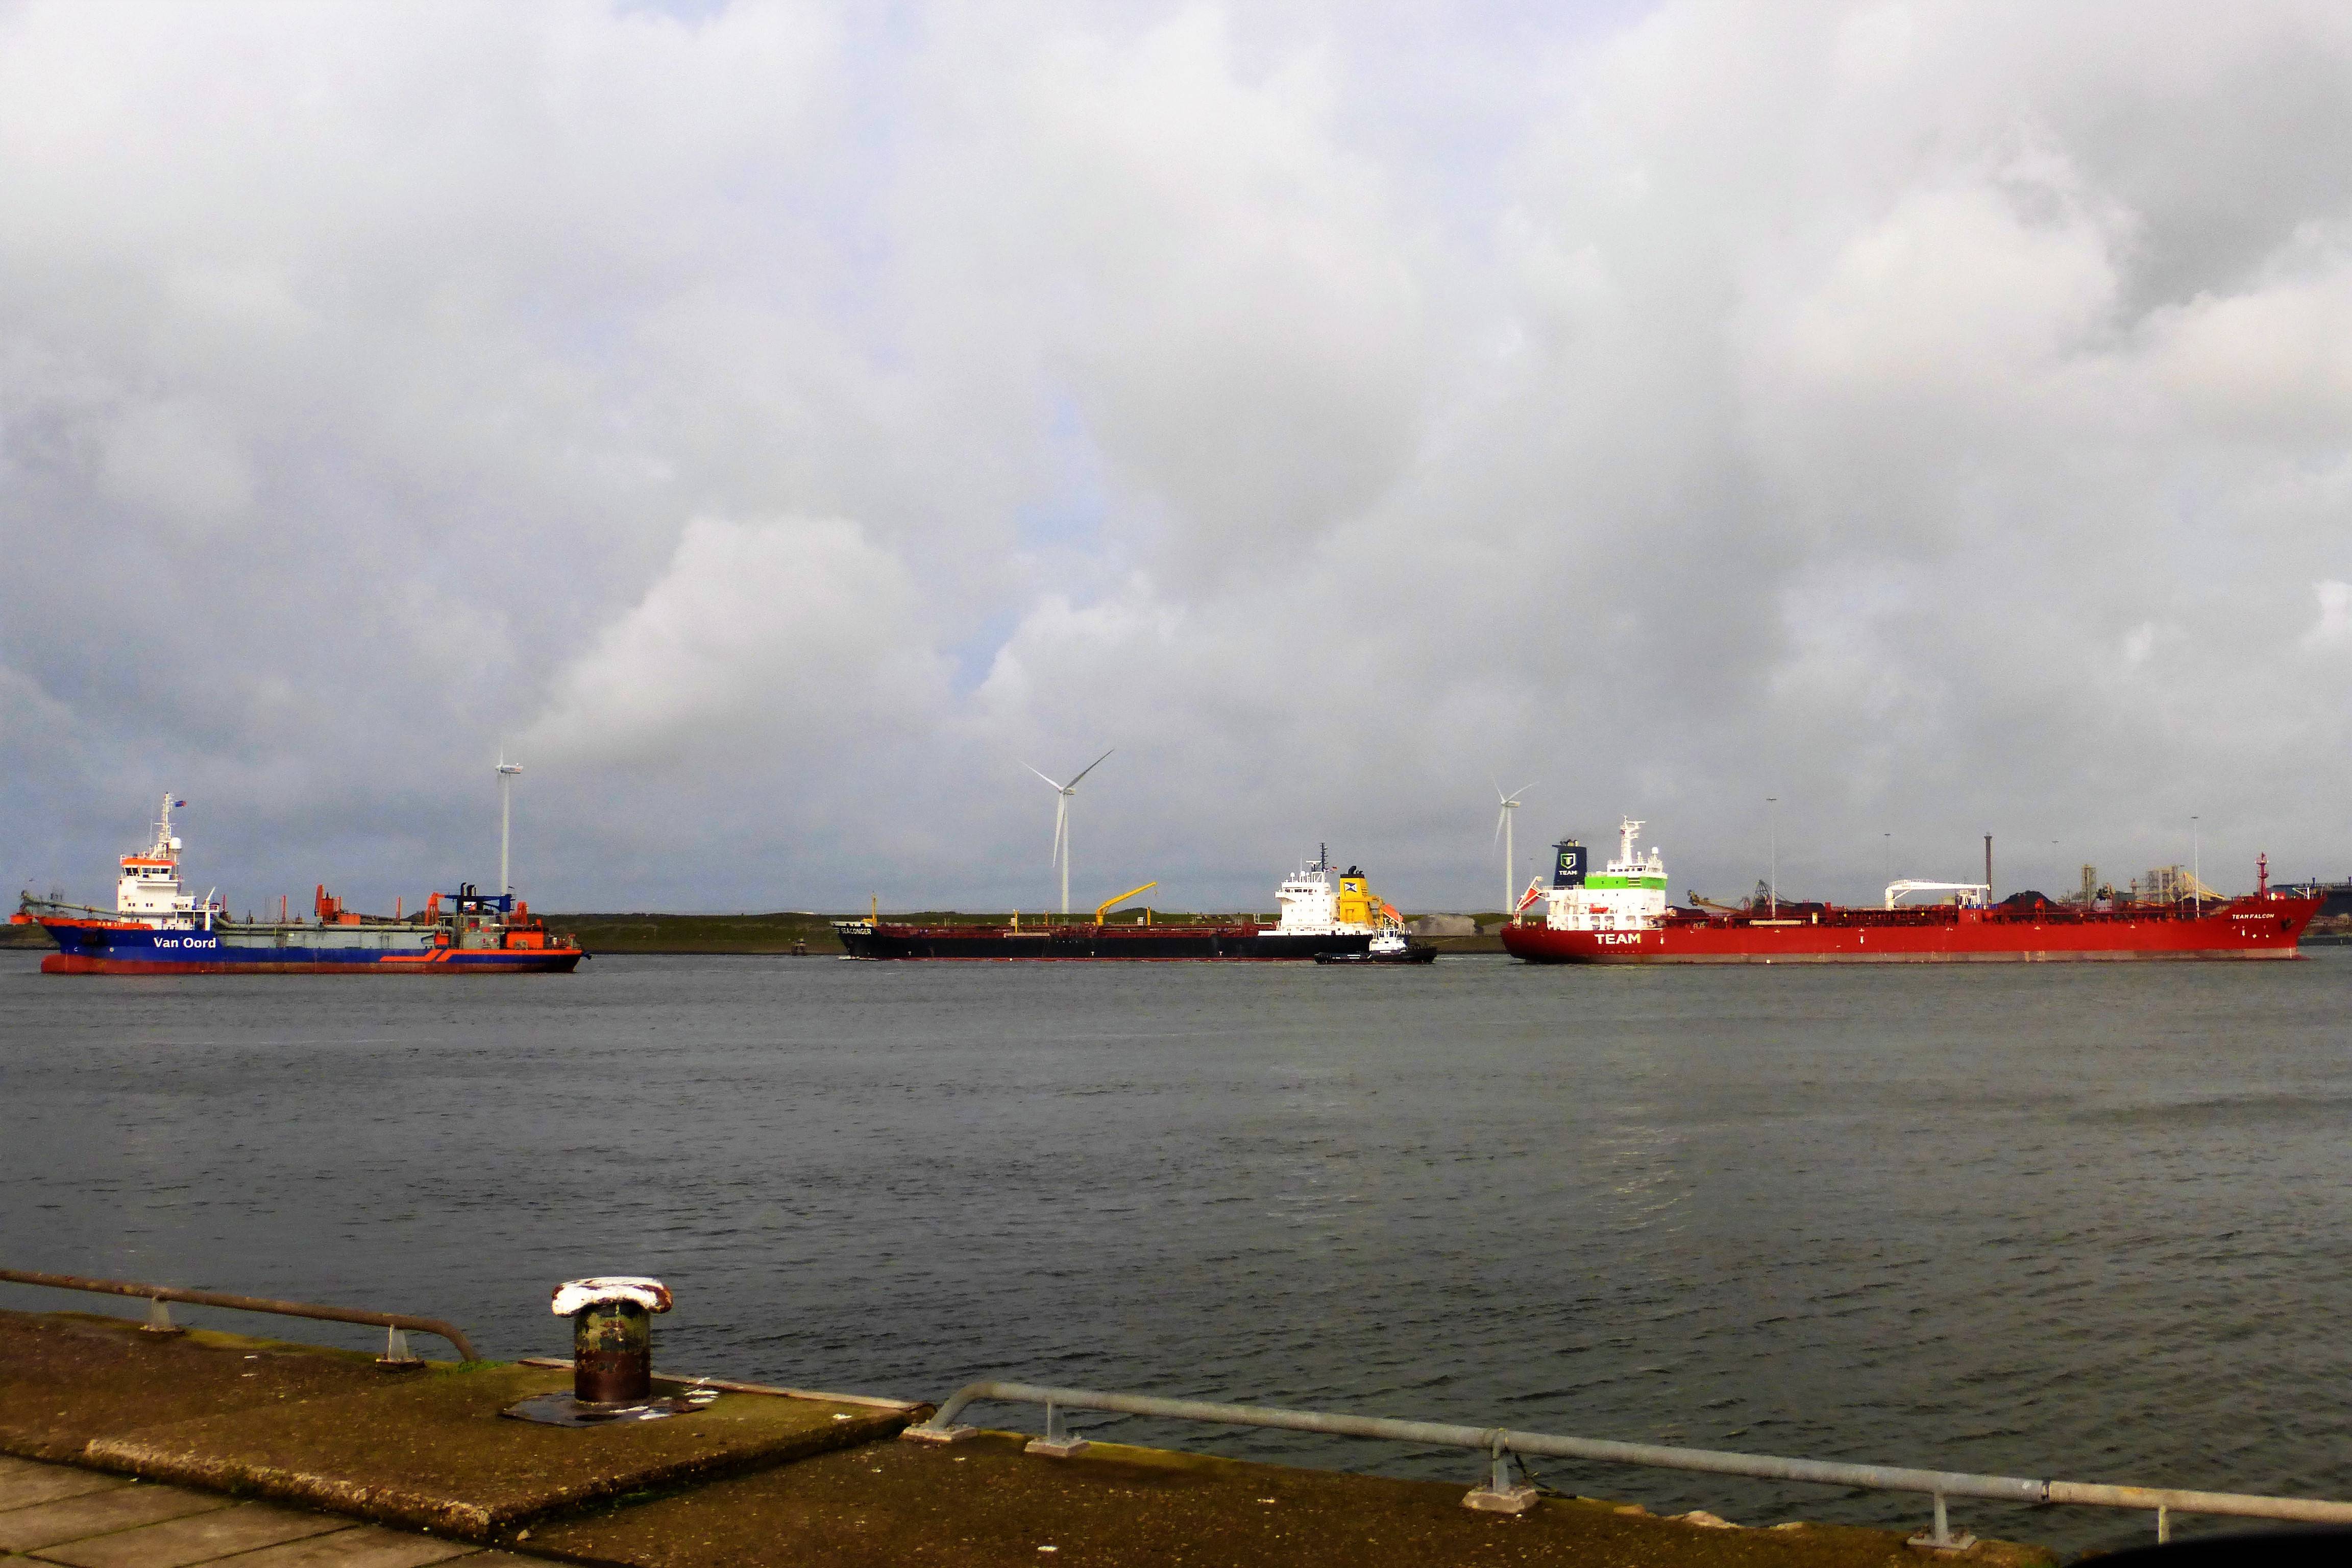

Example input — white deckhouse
[1538,818,1669,933]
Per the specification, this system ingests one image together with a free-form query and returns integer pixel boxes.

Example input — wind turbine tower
[496,751,523,895]
[1027,749,1114,916]
[1494,781,1532,913]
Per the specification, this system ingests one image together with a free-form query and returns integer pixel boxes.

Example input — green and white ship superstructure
[1533,818,1669,933]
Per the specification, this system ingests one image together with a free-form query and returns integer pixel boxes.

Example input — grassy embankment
[546,910,1510,954]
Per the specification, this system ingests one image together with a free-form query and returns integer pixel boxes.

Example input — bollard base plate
[501,1390,718,1428]
[1906,1531,1978,1554]
[899,1425,978,1444]
[1462,1485,1540,1514]
[1024,1436,1090,1458]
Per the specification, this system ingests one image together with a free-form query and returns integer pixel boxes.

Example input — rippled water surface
[5,949,2349,1554]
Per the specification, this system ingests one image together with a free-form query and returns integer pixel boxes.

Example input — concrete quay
[2,1308,2055,1567]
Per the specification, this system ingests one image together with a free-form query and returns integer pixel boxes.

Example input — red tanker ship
[1501,819,2319,965]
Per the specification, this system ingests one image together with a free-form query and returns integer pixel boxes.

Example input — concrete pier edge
[1,1307,2061,1566]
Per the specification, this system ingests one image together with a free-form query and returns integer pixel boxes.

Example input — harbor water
[4,949,2348,1554]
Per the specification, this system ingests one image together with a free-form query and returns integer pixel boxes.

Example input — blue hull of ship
[39,922,581,974]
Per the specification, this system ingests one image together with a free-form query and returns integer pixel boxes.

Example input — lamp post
[1767,797,1778,918]
[2191,816,2200,915]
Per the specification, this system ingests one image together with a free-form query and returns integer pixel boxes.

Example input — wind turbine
[496,750,523,896]
[1493,780,1532,913]
[1027,749,1114,916]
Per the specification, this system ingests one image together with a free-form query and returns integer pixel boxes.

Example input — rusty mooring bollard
[550,1277,673,1405]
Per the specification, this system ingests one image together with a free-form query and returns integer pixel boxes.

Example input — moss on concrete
[82,1366,909,1540]
[519,1430,2056,1568]
[0,1311,388,1463]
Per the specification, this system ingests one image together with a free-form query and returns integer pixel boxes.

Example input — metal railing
[0,1268,480,1363]
[905,1379,2352,1548]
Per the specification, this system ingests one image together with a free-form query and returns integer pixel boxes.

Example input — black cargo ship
[835,853,1420,962]
[834,921,1376,961]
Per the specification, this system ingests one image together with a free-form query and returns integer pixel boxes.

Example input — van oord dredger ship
[1501,818,2320,964]
[836,851,1426,961]
[13,797,583,974]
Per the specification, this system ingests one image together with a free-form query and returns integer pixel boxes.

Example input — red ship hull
[1501,896,2320,964]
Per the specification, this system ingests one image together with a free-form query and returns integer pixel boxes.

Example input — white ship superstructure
[1275,848,1384,937]
[114,796,218,928]
[1539,818,1668,933]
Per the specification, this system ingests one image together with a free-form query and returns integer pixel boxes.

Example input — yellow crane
[1094,881,1159,925]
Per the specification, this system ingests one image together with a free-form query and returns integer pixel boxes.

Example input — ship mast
[150,794,186,863]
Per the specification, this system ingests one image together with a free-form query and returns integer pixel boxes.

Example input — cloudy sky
[5,0,2350,915]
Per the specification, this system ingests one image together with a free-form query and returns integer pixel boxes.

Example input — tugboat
[14,796,585,974]
[1500,817,2320,964]
[1314,927,1437,965]
[836,848,1405,960]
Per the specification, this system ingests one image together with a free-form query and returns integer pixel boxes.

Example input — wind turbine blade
[1493,807,1508,844]
[1065,748,1115,790]
[1024,764,1067,791]
[1051,797,1068,864]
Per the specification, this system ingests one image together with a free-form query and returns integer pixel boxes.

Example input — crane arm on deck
[1095,881,1159,924]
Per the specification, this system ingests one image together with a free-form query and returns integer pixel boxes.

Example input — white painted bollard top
[550,1278,674,1316]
